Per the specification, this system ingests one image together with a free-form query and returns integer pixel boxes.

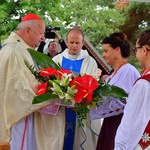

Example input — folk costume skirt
[96,113,123,150]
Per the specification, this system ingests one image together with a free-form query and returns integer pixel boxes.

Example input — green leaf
[102,86,128,98]
[32,93,59,104]
[109,86,128,98]
[27,48,60,69]
[95,84,128,99]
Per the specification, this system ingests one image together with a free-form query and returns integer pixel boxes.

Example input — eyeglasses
[133,46,150,54]
[145,47,150,52]
[133,46,142,54]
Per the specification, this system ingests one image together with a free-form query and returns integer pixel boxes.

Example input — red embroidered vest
[137,74,150,149]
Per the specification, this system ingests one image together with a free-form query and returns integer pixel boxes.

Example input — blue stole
[62,57,84,150]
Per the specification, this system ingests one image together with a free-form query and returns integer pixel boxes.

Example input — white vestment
[53,48,101,150]
[0,32,65,150]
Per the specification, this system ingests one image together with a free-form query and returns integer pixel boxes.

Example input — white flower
[60,74,72,87]
[49,76,77,104]
[50,82,65,99]
[65,86,78,104]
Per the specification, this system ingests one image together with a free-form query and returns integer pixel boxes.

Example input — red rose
[40,68,57,77]
[36,82,48,95]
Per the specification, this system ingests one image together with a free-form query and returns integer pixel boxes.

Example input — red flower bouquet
[26,48,128,127]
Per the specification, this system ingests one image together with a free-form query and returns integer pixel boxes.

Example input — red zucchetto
[21,13,41,22]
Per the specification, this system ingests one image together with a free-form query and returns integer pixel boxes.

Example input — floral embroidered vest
[137,74,150,149]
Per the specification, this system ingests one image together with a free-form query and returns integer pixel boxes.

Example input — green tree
[0,0,149,71]
[119,2,150,44]
[1,1,149,47]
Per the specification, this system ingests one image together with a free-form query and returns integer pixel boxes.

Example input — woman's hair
[102,32,131,58]
[137,29,150,48]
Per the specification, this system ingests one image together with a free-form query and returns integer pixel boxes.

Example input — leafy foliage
[27,48,60,69]
[32,93,59,104]
[1,1,149,46]
[0,0,149,70]
[119,2,150,43]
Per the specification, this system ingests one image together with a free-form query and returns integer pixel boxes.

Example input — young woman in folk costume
[90,32,140,150]
[114,29,150,150]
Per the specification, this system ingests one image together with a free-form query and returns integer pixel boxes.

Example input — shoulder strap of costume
[138,74,150,149]
[135,74,150,84]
